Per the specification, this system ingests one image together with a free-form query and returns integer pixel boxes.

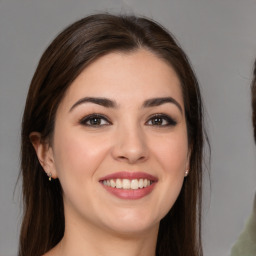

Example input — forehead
[59,49,183,109]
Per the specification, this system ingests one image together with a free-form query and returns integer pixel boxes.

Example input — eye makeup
[146,113,177,127]
[79,114,112,127]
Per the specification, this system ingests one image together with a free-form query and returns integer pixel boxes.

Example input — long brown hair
[19,13,208,256]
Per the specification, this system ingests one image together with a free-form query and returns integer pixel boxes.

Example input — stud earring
[48,172,52,181]
[185,170,189,177]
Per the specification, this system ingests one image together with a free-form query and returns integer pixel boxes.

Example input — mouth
[99,172,158,200]
[101,178,153,190]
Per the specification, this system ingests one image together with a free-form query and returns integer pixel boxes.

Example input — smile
[102,178,153,190]
[99,172,158,200]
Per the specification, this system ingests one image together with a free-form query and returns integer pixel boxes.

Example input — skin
[31,49,190,256]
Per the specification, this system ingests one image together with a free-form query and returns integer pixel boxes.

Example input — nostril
[116,154,146,164]
[111,133,149,163]
[118,156,127,160]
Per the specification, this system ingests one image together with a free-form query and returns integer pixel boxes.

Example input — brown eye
[80,114,111,127]
[89,117,103,125]
[146,114,177,126]
[151,117,164,125]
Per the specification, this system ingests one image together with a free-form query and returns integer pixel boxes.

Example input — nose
[111,124,149,164]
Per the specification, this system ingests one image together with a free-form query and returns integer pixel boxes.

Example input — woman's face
[43,49,189,236]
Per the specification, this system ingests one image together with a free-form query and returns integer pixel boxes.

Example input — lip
[99,172,158,200]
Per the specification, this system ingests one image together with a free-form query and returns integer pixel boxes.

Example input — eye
[146,114,177,127]
[79,114,111,127]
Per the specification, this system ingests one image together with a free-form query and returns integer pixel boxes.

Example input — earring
[48,172,52,181]
[185,170,189,177]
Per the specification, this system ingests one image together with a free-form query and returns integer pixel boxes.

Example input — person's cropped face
[45,49,189,235]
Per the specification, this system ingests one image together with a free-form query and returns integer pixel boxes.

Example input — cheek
[151,131,189,174]
[52,129,110,185]
[146,132,188,220]
[51,130,113,215]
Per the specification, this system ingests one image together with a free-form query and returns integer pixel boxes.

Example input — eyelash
[79,113,177,127]
[145,114,177,127]
[79,114,112,127]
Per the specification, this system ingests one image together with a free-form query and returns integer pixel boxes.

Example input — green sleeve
[231,194,256,256]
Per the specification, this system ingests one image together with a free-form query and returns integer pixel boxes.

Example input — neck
[55,215,159,256]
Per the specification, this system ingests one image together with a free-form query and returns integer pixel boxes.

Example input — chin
[106,222,158,237]
[99,210,160,236]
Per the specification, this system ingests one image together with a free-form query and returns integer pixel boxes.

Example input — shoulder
[230,194,256,256]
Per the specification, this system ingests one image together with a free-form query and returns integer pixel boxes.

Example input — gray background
[1,0,256,255]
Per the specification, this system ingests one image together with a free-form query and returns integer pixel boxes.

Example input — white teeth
[131,179,139,190]
[138,178,144,188]
[110,179,115,188]
[123,179,131,189]
[116,178,122,188]
[102,178,153,189]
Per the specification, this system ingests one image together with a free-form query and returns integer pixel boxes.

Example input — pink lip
[99,172,158,200]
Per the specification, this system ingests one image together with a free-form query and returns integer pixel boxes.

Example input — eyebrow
[69,97,117,112]
[143,97,183,114]
[69,96,183,114]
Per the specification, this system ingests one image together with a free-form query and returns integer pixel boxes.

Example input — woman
[19,13,208,256]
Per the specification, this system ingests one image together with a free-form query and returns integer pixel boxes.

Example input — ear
[29,132,58,179]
